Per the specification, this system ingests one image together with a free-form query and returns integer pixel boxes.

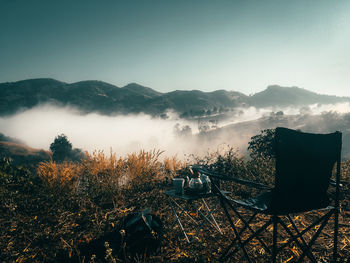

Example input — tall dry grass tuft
[84,150,124,178]
[164,156,184,177]
[74,150,126,207]
[37,149,177,206]
[125,149,164,187]
[37,159,80,192]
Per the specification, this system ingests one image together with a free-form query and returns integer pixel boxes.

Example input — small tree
[248,129,276,160]
[173,124,192,137]
[247,129,276,185]
[50,134,73,162]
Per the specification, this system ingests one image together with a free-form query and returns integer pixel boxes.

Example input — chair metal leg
[272,215,278,263]
[334,155,341,263]
[333,207,339,263]
[224,218,273,261]
[280,216,318,262]
[296,211,333,263]
[224,198,271,253]
[278,210,333,251]
[222,212,258,256]
[220,197,253,263]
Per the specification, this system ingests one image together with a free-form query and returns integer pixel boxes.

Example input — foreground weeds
[0,148,349,262]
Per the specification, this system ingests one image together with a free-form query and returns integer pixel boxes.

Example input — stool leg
[168,199,190,243]
[201,198,223,234]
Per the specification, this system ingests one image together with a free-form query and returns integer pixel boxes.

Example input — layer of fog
[1,102,350,159]
[0,105,197,157]
[218,102,350,128]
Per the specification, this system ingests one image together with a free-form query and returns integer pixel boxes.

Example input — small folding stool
[164,189,227,243]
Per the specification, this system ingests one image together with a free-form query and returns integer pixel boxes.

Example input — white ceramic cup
[173,178,185,195]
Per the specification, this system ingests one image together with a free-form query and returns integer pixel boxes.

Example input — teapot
[189,173,203,191]
[200,174,211,194]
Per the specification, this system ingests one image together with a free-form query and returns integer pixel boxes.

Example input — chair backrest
[272,127,342,213]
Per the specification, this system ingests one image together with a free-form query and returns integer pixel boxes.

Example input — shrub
[50,134,85,163]
[50,134,73,162]
[37,159,80,193]
[248,128,275,160]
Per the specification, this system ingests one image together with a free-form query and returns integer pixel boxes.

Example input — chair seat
[222,191,333,215]
[227,191,271,213]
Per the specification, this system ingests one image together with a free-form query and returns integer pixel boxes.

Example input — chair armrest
[330,178,343,187]
[190,165,272,190]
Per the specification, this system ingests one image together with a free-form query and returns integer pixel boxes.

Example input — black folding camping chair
[194,127,342,262]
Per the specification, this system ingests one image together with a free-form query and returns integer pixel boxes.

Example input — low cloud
[1,102,350,159]
[0,105,198,157]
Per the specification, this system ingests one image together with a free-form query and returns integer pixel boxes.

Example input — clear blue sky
[1,0,349,96]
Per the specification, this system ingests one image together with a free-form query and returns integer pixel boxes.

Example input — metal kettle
[189,175,203,191]
[200,174,211,193]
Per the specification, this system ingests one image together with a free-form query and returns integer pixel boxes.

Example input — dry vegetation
[0,147,349,262]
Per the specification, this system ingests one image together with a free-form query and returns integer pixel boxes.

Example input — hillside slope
[1,79,349,117]
[0,141,50,166]
[249,85,349,107]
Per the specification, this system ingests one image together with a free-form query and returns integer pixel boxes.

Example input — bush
[50,134,85,163]
[248,128,275,160]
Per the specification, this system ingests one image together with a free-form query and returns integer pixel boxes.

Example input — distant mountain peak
[15,78,66,85]
[70,80,118,87]
[250,85,349,107]
[266,85,304,91]
[124,82,144,88]
[122,83,162,97]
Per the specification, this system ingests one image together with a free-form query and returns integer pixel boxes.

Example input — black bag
[121,208,163,256]
[72,208,163,263]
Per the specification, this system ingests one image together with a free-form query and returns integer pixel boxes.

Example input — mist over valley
[1,79,350,160]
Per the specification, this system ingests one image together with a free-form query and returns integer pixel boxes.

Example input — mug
[173,178,185,195]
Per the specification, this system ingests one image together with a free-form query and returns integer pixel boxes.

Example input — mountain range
[1,78,349,118]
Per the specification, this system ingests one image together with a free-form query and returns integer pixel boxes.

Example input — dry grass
[37,160,81,192]
[0,148,349,262]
